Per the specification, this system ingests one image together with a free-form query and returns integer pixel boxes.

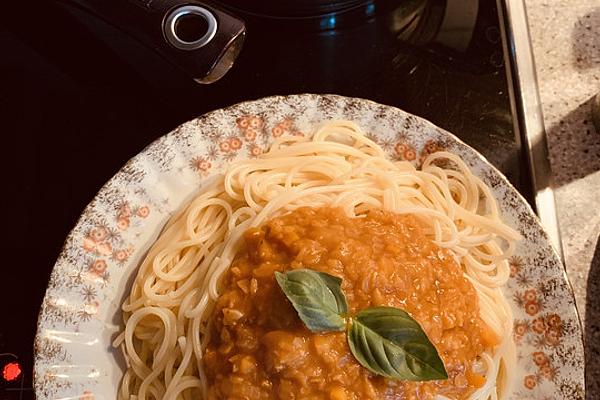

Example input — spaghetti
[113,120,520,400]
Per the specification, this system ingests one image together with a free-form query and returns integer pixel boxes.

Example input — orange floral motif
[272,125,285,137]
[404,149,416,161]
[114,250,128,262]
[118,204,132,219]
[244,128,258,141]
[89,260,107,275]
[524,375,537,390]
[249,145,263,157]
[271,117,297,138]
[417,140,444,164]
[532,317,546,334]
[117,217,130,231]
[230,137,242,150]
[524,289,538,302]
[137,206,150,218]
[540,364,556,379]
[89,227,107,242]
[424,140,440,154]
[236,116,250,129]
[533,351,549,366]
[280,118,293,129]
[83,235,112,256]
[83,226,113,255]
[508,257,523,278]
[525,301,540,316]
[201,160,211,170]
[219,141,231,153]
[395,143,408,155]
[509,263,520,278]
[249,116,264,129]
[394,142,419,161]
[237,116,265,143]
[546,327,562,346]
[110,202,150,231]
[515,322,528,337]
[191,157,212,174]
[547,314,562,328]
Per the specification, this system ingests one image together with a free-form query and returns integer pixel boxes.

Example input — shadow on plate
[586,234,600,399]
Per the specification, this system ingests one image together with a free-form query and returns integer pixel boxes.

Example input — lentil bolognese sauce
[204,207,499,399]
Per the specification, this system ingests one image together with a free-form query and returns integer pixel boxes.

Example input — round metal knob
[164,5,217,50]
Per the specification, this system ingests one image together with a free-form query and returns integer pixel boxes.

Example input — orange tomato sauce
[203,207,496,399]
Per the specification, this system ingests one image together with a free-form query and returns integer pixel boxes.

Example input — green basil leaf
[275,269,348,332]
[347,306,448,381]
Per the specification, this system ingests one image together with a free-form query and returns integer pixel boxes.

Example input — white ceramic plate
[34,94,585,400]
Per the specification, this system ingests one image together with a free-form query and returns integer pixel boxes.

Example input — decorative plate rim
[33,93,585,399]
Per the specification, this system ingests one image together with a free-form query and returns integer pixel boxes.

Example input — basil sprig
[348,307,447,380]
[276,269,448,381]
[274,269,348,331]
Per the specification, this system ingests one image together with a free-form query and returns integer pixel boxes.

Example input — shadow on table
[586,234,600,399]
[545,96,600,188]
[544,7,600,189]
[572,7,600,71]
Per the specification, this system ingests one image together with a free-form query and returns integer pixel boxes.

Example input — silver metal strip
[496,0,564,262]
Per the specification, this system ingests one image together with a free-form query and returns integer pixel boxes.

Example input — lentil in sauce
[204,207,497,399]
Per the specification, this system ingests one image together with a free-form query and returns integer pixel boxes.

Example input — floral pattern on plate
[34,94,584,399]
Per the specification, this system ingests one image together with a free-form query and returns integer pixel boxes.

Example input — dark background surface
[0,0,524,397]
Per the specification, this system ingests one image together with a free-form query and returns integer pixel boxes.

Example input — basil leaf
[347,306,448,381]
[275,269,348,332]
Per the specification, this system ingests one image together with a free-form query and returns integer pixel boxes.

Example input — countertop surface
[525,0,600,397]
